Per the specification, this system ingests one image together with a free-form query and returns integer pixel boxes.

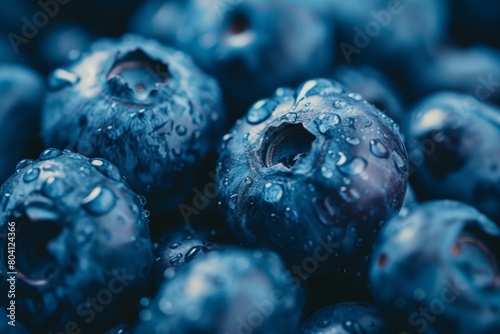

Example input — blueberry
[333,65,405,124]
[0,64,45,184]
[35,21,95,74]
[0,149,153,332]
[134,248,304,333]
[42,35,226,216]
[326,0,448,68]
[410,46,500,104]
[151,224,217,293]
[129,0,188,46]
[164,0,334,107]
[300,302,388,334]
[404,91,500,223]
[369,200,500,333]
[217,78,408,274]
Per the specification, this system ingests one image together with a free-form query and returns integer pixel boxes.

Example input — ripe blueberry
[0,149,153,333]
[370,200,500,334]
[42,35,226,216]
[404,91,500,223]
[135,248,304,333]
[0,64,45,184]
[217,78,408,273]
[164,0,334,107]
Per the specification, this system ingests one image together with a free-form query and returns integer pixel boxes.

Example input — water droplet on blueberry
[82,186,117,215]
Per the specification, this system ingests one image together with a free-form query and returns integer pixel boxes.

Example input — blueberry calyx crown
[261,122,316,169]
[106,48,170,104]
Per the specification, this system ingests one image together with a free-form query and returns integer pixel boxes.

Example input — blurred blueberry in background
[0,64,45,184]
[131,0,334,117]
[404,92,500,223]
[370,200,500,334]
[34,21,95,74]
[410,46,500,105]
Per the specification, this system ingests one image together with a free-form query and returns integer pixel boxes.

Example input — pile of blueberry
[1,0,500,333]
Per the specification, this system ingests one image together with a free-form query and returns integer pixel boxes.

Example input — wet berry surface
[1,1,499,333]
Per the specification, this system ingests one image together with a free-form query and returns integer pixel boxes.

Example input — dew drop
[336,152,347,166]
[392,123,400,133]
[343,320,366,334]
[90,159,122,181]
[247,99,276,124]
[263,183,283,202]
[339,186,360,202]
[228,193,238,209]
[49,69,80,89]
[392,151,407,172]
[175,125,188,136]
[286,112,298,122]
[76,225,95,243]
[137,195,147,206]
[319,319,330,328]
[314,197,336,226]
[172,147,182,156]
[321,166,333,179]
[347,92,363,101]
[168,243,180,251]
[169,253,183,266]
[295,80,318,103]
[82,186,117,215]
[16,159,34,172]
[23,167,40,183]
[185,246,207,262]
[346,137,360,145]
[316,113,340,134]
[42,163,58,172]
[370,139,389,159]
[42,177,69,198]
[39,148,62,161]
[337,157,367,176]
[334,101,347,108]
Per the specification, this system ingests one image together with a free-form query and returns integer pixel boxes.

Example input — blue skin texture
[42,35,226,216]
[217,78,408,274]
[134,248,305,334]
[370,200,500,334]
[0,149,153,333]
[404,91,500,223]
